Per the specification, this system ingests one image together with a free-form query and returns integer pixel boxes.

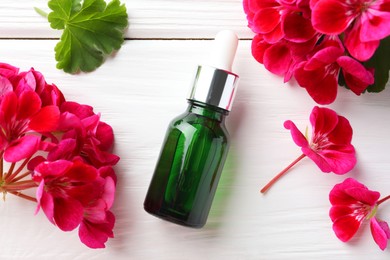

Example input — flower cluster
[243,0,390,104]
[330,178,390,250]
[0,63,119,248]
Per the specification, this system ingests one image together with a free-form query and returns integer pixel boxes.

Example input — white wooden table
[1,1,390,259]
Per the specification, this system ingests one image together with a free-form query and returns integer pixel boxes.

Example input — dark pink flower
[0,63,119,249]
[79,170,116,248]
[48,101,119,167]
[244,0,316,44]
[330,178,390,250]
[285,106,356,174]
[261,106,356,193]
[251,33,318,82]
[0,90,60,162]
[311,0,390,61]
[33,160,101,231]
[294,38,374,104]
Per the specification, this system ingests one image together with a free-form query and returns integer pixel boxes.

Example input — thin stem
[377,195,390,206]
[1,180,37,191]
[4,162,16,181]
[0,153,3,181]
[9,191,36,203]
[5,156,32,183]
[11,171,33,183]
[261,154,306,194]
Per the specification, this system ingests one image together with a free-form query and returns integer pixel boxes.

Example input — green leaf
[48,0,128,73]
[364,36,390,93]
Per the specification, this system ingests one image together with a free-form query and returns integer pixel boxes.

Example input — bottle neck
[187,100,228,122]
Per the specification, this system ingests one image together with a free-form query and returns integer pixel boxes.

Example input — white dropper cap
[188,30,240,111]
[208,30,239,72]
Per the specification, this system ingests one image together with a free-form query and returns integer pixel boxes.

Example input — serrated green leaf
[48,0,128,73]
[364,36,390,93]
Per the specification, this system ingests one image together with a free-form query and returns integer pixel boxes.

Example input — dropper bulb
[209,30,239,72]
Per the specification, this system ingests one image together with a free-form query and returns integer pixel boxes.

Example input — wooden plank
[0,39,389,259]
[0,0,253,39]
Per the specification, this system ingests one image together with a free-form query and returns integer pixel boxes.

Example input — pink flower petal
[33,160,73,179]
[4,135,40,162]
[329,205,354,222]
[40,191,55,225]
[16,90,42,120]
[332,214,361,242]
[47,138,77,161]
[329,178,380,206]
[263,23,284,43]
[310,106,339,138]
[96,122,115,151]
[0,76,13,101]
[302,146,332,172]
[254,7,281,34]
[79,211,115,249]
[283,12,316,43]
[359,10,390,42]
[294,65,338,104]
[312,0,351,34]
[283,120,309,148]
[54,197,84,231]
[317,145,356,174]
[251,34,270,64]
[29,105,60,132]
[263,43,292,75]
[344,26,380,61]
[327,116,353,145]
[370,218,390,250]
[337,56,374,95]
[0,91,17,123]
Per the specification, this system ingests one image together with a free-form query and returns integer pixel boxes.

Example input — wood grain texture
[0,0,253,39]
[0,39,389,260]
[1,0,390,259]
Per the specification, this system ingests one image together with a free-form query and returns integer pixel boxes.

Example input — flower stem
[9,191,36,203]
[377,195,390,206]
[261,154,306,194]
[12,171,33,183]
[4,162,16,181]
[5,157,32,183]
[0,153,3,181]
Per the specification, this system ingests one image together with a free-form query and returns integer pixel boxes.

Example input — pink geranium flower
[0,90,60,162]
[50,102,119,168]
[0,63,119,249]
[311,0,390,61]
[244,0,316,44]
[261,106,356,193]
[330,178,390,250]
[294,37,374,104]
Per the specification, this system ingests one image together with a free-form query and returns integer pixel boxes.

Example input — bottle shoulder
[168,112,229,141]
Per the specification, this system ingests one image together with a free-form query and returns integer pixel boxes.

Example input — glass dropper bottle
[144,30,239,228]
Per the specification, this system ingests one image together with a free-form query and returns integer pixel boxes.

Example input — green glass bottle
[144,30,239,228]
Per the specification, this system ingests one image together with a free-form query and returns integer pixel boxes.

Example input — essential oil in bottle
[144,30,239,228]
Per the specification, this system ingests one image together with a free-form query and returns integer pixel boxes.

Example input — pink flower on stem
[330,178,390,250]
[261,106,356,193]
[311,0,390,61]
